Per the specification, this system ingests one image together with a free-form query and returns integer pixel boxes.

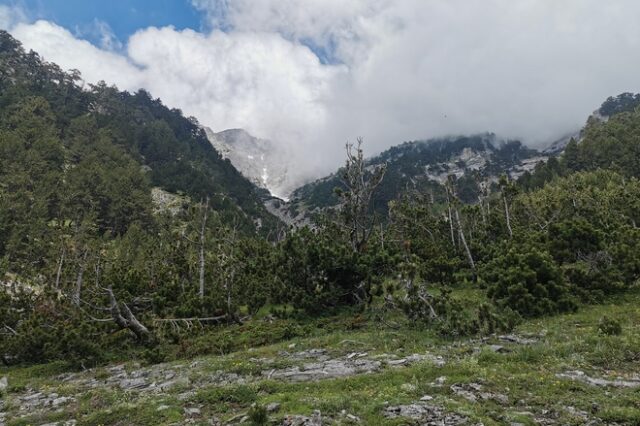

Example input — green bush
[482,242,576,317]
[598,316,622,336]
[141,345,168,365]
[563,261,625,302]
[248,404,269,425]
[275,226,372,314]
[548,219,603,264]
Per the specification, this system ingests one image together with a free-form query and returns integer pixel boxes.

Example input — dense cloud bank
[3,1,640,181]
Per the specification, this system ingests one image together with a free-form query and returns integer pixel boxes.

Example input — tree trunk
[107,287,128,330]
[503,194,513,238]
[198,198,209,300]
[225,269,235,323]
[479,197,487,228]
[55,246,65,289]
[106,287,150,340]
[455,209,475,271]
[73,250,88,306]
[121,303,150,339]
[446,194,456,247]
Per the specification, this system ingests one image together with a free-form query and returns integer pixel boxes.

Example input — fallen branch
[105,287,150,340]
[2,324,17,336]
[153,315,228,331]
[152,315,228,323]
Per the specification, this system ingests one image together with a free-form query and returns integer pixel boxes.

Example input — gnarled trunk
[106,287,150,340]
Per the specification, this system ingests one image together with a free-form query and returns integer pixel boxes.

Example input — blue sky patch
[3,0,204,48]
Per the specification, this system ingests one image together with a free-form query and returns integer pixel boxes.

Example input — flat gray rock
[384,402,471,425]
[556,370,640,388]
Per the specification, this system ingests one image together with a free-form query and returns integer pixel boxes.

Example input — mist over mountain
[204,128,294,200]
[279,134,545,222]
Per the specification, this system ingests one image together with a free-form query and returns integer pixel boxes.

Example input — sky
[2,1,640,184]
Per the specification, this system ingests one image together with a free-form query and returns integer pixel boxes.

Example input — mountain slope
[204,128,292,199]
[0,30,280,236]
[286,133,545,220]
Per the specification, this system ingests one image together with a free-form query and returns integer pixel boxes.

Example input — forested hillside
[286,134,543,222]
[0,31,279,237]
[0,31,283,362]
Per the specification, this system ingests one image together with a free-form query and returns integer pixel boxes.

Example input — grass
[1,290,639,425]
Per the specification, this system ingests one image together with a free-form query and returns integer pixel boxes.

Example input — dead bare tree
[153,315,227,331]
[445,186,456,247]
[477,179,489,228]
[54,245,65,289]
[446,176,476,273]
[454,208,475,271]
[337,137,387,253]
[72,249,88,306]
[499,175,514,238]
[217,218,241,323]
[105,287,150,340]
[198,197,210,300]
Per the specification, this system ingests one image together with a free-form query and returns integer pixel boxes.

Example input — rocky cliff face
[204,128,293,200]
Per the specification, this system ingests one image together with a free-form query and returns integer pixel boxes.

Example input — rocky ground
[1,292,639,425]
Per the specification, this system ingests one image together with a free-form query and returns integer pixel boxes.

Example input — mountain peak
[204,127,293,200]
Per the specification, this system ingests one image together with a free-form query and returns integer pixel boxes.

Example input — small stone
[266,402,281,412]
[346,413,361,422]
[157,404,170,411]
[119,377,148,390]
[0,377,7,392]
[489,345,509,353]
[435,376,447,385]
[420,395,434,401]
[184,407,201,416]
[384,403,469,424]
[451,383,481,403]
[556,370,640,388]
[52,396,73,407]
[400,383,417,392]
[288,343,297,349]
[498,334,538,345]
[488,392,509,405]
[22,392,44,401]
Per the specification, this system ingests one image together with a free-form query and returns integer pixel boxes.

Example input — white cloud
[128,27,343,140]
[82,19,123,51]
[192,0,392,63]
[0,4,27,29]
[127,26,345,179]
[5,1,640,187]
[6,16,343,180]
[11,20,145,90]
[193,0,640,153]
